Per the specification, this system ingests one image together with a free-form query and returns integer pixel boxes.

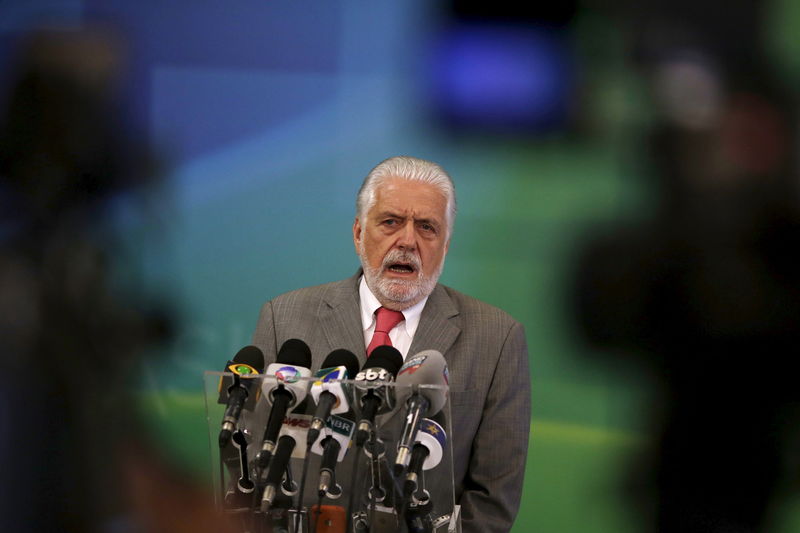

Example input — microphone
[402,417,446,533]
[393,350,449,476]
[260,434,296,512]
[318,437,342,498]
[403,417,446,498]
[306,349,359,446]
[353,345,404,447]
[307,414,355,498]
[218,345,265,448]
[259,339,312,467]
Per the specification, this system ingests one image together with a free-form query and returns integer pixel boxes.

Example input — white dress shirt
[358,276,428,360]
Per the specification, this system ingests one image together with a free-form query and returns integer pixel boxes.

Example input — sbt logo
[355,368,393,382]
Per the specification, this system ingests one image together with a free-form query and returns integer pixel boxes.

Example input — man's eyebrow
[414,217,440,227]
[375,210,405,219]
[374,211,441,226]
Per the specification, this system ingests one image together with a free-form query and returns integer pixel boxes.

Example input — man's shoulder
[268,276,356,307]
[436,283,521,328]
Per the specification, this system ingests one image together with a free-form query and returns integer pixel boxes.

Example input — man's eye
[420,223,435,232]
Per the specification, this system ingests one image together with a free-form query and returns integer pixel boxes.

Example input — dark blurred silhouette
[572,3,800,532]
[0,28,233,533]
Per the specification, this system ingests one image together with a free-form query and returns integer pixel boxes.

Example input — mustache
[381,249,421,271]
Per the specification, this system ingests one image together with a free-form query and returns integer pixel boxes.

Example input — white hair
[356,156,457,236]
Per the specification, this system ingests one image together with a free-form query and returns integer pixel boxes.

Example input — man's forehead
[372,177,447,216]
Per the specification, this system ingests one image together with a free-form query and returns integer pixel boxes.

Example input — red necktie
[367,307,404,356]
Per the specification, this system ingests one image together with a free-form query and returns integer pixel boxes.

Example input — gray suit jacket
[251,271,531,533]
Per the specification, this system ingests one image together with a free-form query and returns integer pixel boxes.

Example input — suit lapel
[319,271,368,368]
[409,283,461,359]
[378,284,461,428]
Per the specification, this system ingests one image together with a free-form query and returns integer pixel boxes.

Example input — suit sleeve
[459,320,531,533]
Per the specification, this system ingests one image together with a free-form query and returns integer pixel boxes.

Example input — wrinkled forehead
[371,177,448,220]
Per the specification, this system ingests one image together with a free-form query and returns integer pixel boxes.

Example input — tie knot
[375,307,404,333]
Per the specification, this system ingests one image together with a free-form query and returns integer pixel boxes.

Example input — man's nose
[396,221,417,250]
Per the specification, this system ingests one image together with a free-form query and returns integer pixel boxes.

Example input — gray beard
[358,242,444,311]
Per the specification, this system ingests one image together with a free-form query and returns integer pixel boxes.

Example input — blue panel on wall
[83,1,342,71]
[151,68,338,160]
[427,23,574,134]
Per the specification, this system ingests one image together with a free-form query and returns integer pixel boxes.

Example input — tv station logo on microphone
[227,362,260,376]
[282,415,312,429]
[421,419,446,448]
[327,414,355,437]
[398,355,427,376]
[275,366,303,383]
[313,366,348,385]
[355,368,393,382]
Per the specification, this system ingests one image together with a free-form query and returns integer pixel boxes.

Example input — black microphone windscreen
[363,345,403,374]
[277,338,312,367]
[321,348,359,378]
[232,345,265,373]
[429,409,447,427]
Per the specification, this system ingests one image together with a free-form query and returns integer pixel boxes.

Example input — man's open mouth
[387,263,416,274]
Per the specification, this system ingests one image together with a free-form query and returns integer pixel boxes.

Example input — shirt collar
[358,276,427,337]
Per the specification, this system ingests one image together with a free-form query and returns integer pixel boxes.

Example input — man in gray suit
[252,156,530,533]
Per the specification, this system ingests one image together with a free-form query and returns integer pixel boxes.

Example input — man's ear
[352,218,362,253]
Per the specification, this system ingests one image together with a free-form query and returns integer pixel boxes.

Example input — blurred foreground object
[0,28,233,533]
[572,17,800,528]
